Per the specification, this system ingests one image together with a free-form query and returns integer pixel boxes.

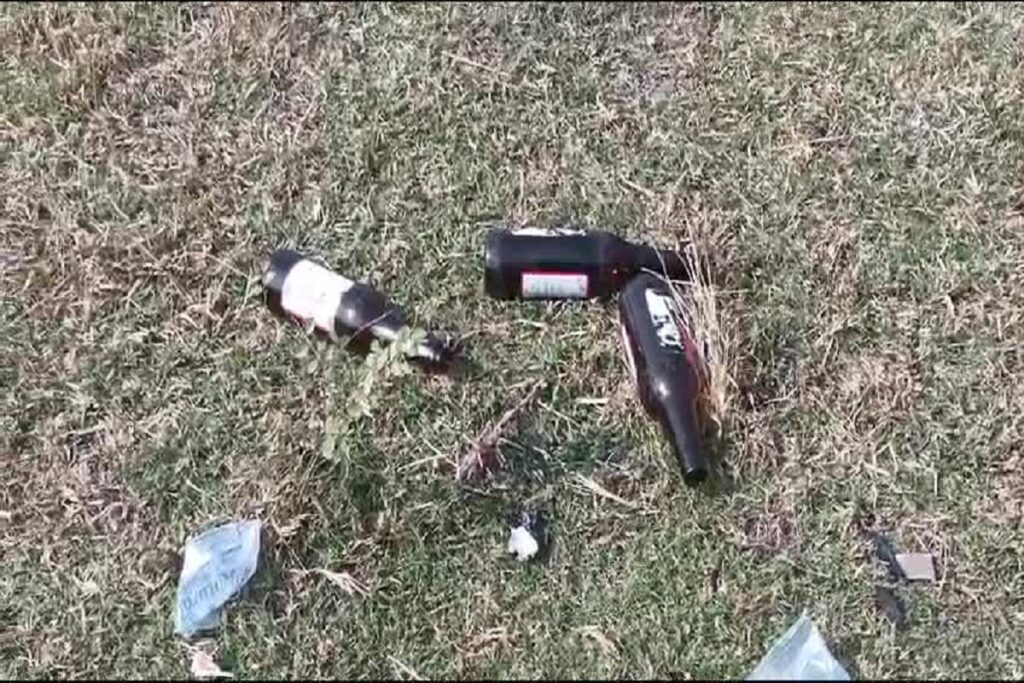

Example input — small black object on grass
[869,530,911,630]
[869,530,907,583]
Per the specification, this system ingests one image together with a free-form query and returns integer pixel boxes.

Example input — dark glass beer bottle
[618,273,707,483]
[262,249,450,365]
[484,227,690,300]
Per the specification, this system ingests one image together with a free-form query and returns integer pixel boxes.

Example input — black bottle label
[521,271,589,298]
[278,259,353,338]
[643,289,685,351]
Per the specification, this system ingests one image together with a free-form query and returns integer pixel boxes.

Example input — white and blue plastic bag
[175,520,262,638]
[747,613,851,681]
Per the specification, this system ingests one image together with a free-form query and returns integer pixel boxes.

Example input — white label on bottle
[645,289,684,350]
[280,259,354,337]
[510,227,587,237]
[521,272,589,299]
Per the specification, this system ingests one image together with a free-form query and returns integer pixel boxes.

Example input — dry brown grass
[3,2,1024,679]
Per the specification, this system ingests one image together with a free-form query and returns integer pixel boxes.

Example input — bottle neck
[662,400,707,484]
[413,334,451,365]
[368,321,450,364]
[632,244,690,280]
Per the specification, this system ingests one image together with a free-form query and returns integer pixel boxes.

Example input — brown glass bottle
[618,273,707,483]
[262,249,450,365]
[484,227,690,300]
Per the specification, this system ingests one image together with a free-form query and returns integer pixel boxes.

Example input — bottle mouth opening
[418,334,459,362]
[682,466,708,485]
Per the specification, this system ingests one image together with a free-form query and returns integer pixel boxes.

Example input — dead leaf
[314,568,370,597]
[191,650,233,680]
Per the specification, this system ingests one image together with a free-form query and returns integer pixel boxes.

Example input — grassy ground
[3,2,1024,679]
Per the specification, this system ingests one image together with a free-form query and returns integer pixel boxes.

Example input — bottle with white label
[483,227,691,300]
[262,249,451,365]
[618,273,707,483]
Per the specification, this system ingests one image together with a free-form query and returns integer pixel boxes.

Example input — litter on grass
[175,520,261,638]
[895,553,936,582]
[508,526,539,562]
[506,509,547,563]
[747,613,850,681]
[867,530,931,627]
[868,531,905,582]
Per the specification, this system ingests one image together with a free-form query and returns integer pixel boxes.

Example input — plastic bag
[175,520,262,638]
[747,613,851,681]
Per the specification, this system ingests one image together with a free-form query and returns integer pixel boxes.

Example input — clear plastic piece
[174,520,262,638]
[747,613,851,681]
